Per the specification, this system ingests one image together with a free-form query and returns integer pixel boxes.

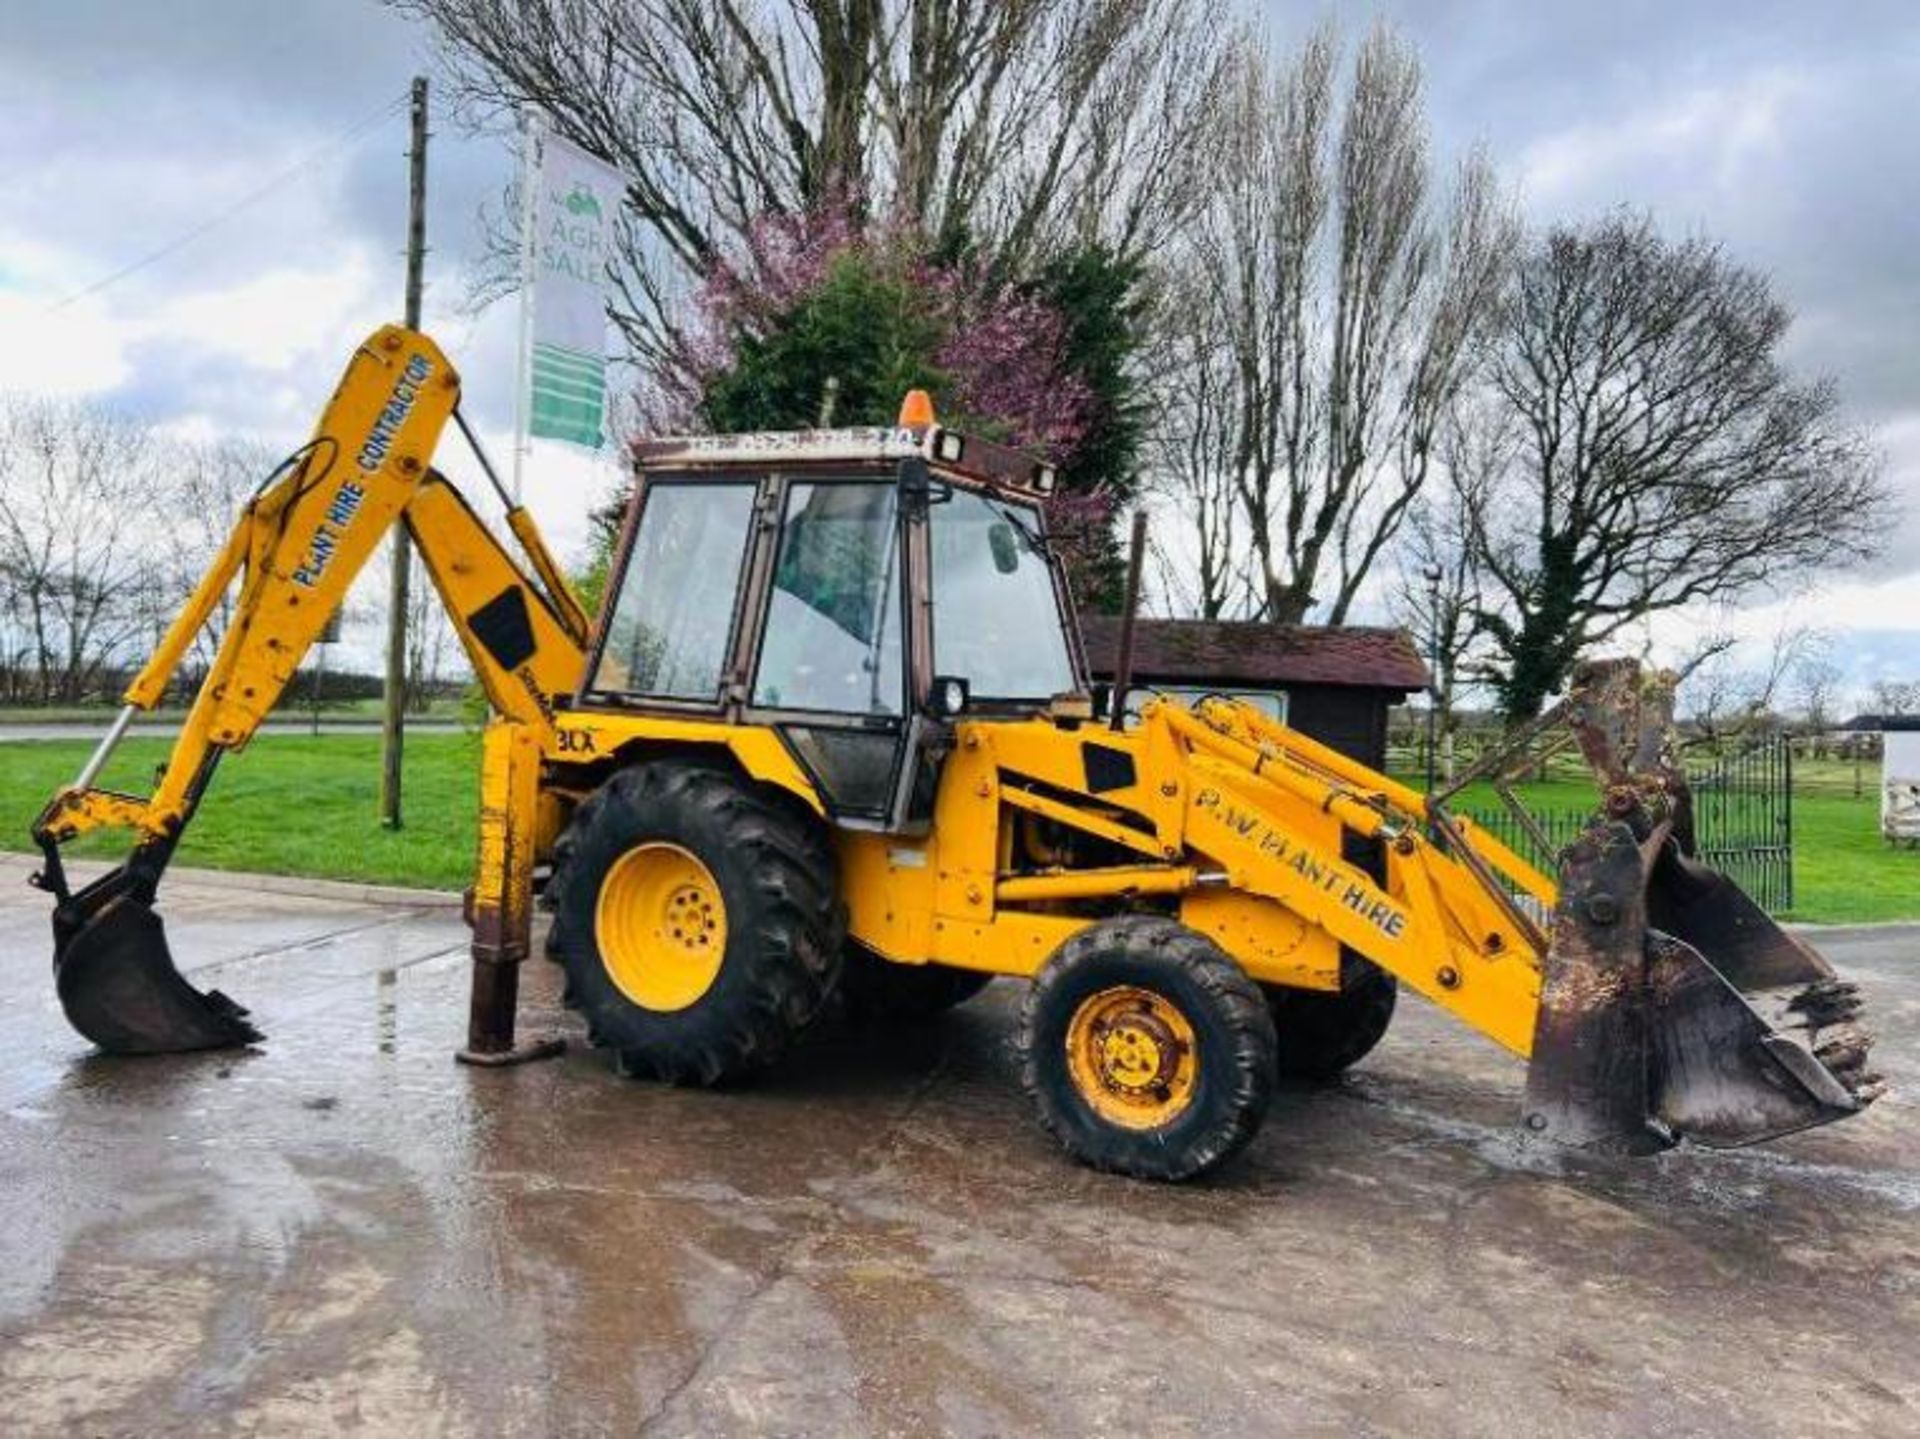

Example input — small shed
[1080,617,1429,770]
[1841,714,1920,844]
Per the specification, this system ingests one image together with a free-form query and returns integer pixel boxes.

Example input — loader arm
[30,326,588,1053]
[1150,678,1880,1151]
[1159,700,1549,1056]
[925,670,1878,1154]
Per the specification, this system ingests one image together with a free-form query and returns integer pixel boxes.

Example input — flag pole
[509,107,541,505]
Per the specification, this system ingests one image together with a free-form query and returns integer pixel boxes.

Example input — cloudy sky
[5,1,1918,696]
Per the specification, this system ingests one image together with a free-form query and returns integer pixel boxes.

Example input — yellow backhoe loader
[30,326,1881,1180]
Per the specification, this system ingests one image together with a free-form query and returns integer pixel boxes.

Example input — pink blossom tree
[648,200,1092,464]
[625,201,1127,607]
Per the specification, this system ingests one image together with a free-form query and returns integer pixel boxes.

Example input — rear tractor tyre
[838,942,994,1025]
[548,760,843,1085]
[1263,956,1397,1081]
[1018,917,1277,1182]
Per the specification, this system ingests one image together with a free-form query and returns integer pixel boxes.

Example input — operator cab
[578,395,1089,832]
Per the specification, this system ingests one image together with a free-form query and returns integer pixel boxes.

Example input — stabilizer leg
[456,720,564,1067]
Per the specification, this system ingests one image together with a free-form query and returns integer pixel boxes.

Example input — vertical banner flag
[524,124,626,449]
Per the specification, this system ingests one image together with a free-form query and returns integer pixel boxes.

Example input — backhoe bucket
[52,867,260,1055]
[1524,822,1879,1153]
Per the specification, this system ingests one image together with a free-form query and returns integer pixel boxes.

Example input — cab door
[745,474,929,830]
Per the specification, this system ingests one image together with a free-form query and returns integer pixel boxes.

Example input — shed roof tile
[1081,617,1429,694]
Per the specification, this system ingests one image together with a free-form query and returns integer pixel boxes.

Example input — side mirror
[930,674,970,720]
[987,521,1020,574]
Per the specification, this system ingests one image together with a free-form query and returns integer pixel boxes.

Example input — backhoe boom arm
[29,326,590,1056]
[32,326,586,859]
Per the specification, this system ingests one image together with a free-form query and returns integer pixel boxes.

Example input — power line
[47,90,409,311]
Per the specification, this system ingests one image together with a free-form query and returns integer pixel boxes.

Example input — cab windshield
[929,488,1075,702]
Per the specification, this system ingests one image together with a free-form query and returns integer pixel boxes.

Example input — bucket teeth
[1788,976,1864,1026]
[1783,979,1882,1105]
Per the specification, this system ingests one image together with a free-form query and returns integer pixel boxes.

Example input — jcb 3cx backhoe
[31,326,1880,1180]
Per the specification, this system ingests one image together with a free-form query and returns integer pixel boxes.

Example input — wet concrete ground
[0,852,1914,1437]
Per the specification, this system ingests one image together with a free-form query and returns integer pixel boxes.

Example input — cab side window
[753,483,903,716]
[594,482,756,701]
[929,489,1074,701]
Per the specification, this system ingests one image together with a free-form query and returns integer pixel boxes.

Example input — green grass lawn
[2,734,1913,922]
[1406,760,1917,925]
[1789,789,1916,923]
[1774,759,1916,924]
[0,696,465,725]
[1,733,479,890]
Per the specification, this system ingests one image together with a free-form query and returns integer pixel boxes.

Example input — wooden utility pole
[380,75,429,828]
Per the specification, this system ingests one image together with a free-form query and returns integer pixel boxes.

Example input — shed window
[1124,686,1289,725]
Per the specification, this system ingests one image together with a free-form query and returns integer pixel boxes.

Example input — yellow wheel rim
[1064,984,1198,1130]
[594,842,728,1012]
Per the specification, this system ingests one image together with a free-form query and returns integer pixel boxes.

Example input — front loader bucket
[52,867,260,1055]
[1524,821,1880,1153]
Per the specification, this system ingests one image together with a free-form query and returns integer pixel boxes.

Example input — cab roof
[631,423,1059,499]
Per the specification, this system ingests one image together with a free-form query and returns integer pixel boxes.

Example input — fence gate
[1686,735,1794,912]
[1464,735,1794,913]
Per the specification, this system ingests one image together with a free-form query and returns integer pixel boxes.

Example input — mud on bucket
[53,867,261,1055]
[1524,820,1880,1153]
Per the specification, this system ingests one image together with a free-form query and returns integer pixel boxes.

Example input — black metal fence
[1691,737,1794,911]
[1462,736,1794,913]
[1457,805,1592,870]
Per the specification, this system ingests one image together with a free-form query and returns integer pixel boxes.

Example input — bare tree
[1678,624,1821,748]
[1157,23,1513,626]
[1389,415,1502,772]
[405,549,460,714]
[1469,213,1892,722]
[157,436,282,689]
[399,0,1233,370]
[1674,642,1745,749]
[1667,631,1739,687]
[1871,679,1920,718]
[1792,653,1845,754]
[0,397,159,704]
[1146,265,1251,619]
[0,406,304,709]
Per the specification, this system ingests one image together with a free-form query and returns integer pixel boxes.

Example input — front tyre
[1018,917,1277,1182]
[549,760,843,1085]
